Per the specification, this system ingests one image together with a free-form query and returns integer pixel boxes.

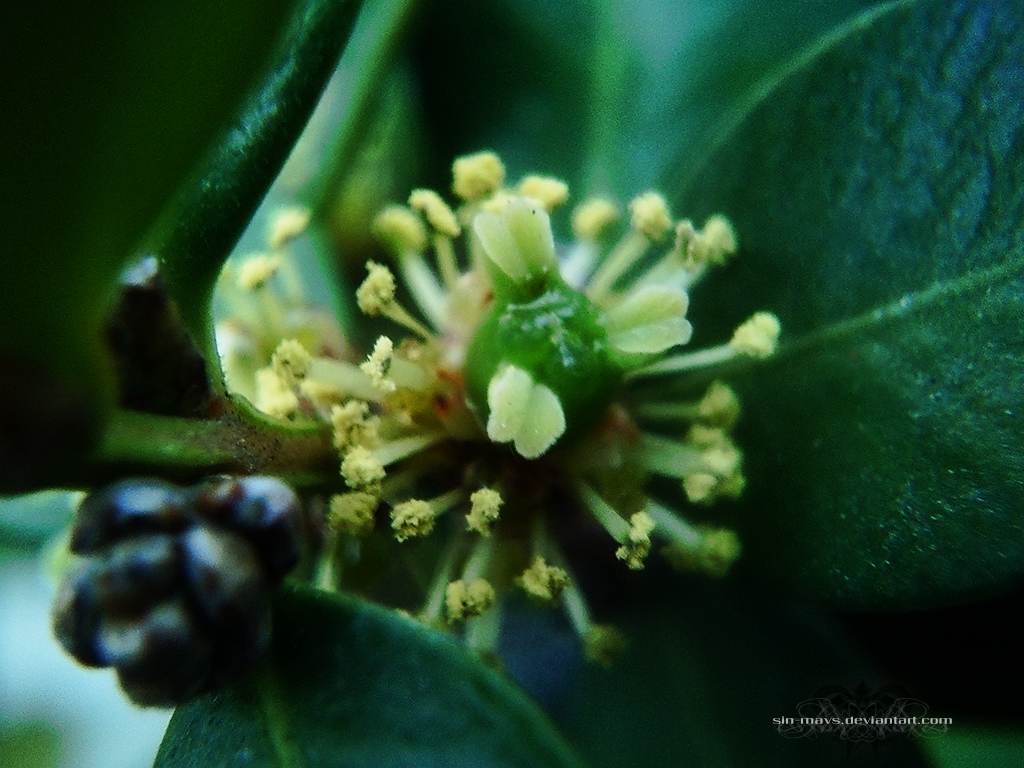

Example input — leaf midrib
[256,661,306,768]
[770,253,1024,366]
[673,0,916,198]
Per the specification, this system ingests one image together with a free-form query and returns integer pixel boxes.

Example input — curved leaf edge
[155,582,587,768]
[156,0,364,377]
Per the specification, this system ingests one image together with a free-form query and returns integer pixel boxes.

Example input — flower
[215,153,780,663]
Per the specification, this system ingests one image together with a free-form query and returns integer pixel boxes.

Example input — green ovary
[465,281,622,449]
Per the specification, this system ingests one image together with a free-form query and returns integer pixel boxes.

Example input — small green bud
[465,281,622,454]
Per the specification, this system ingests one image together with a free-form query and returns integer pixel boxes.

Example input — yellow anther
[729,312,781,357]
[341,445,385,489]
[614,511,655,570]
[715,471,746,499]
[238,254,282,290]
[663,526,741,577]
[686,424,728,449]
[373,205,428,254]
[360,336,397,394]
[268,207,311,250]
[355,261,435,340]
[452,151,506,202]
[517,175,569,211]
[676,215,738,268]
[697,381,740,427]
[328,492,379,536]
[701,443,741,477]
[683,465,745,504]
[701,215,738,264]
[391,499,436,541]
[517,557,570,603]
[466,488,503,536]
[572,198,619,240]
[330,400,381,451]
[356,261,397,315]
[445,578,496,620]
[628,192,672,240]
[271,339,311,386]
[255,367,298,418]
[683,473,718,504]
[409,189,461,237]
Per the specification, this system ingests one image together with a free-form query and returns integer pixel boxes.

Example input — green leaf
[588,0,883,194]
[0,1,306,492]
[922,722,1024,768]
[670,0,1024,607]
[155,583,584,768]
[550,581,930,768]
[408,0,881,199]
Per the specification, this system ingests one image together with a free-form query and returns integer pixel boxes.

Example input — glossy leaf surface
[671,0,1024,607]
[410,0,880,197]
[155,584,584,768]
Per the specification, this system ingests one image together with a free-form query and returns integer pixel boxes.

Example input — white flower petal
[473,197,557,283]
[513,383,566,459]
[609,317,693,355]
[604,286,692,354]
[485,364,566,458]
[486,365,532,441]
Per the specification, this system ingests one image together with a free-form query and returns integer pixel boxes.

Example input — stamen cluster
[215,152,780,662]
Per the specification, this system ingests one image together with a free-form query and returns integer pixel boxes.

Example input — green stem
[97,410,234,476]
[73,399,342,493]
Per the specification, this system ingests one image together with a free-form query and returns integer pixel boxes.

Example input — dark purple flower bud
[114,600,214,707]
[54,474,298,707]
[92,535,180,614]
[71,479,189,554]
[52,561,105,668]
[193,476,303,580]
[180,524,273,691]
[181,524,269,629]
